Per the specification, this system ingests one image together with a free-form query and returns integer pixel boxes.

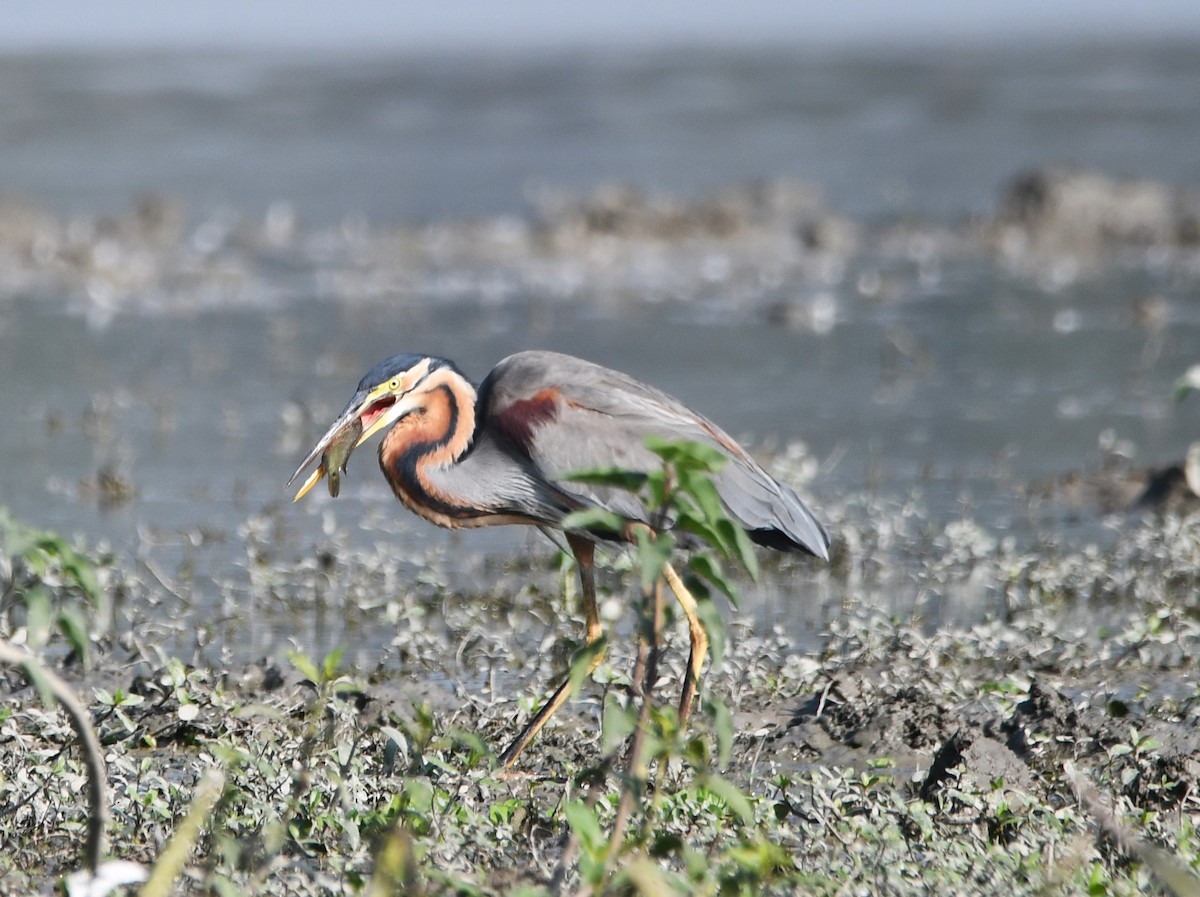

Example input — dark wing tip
[749,517,831,560]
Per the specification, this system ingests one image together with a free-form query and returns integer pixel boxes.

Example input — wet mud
[770,674,1199,813]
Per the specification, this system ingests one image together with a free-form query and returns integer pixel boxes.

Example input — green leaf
[565,467,649,493]
[115,685,147,709]
[681,844,708,881]
[448,728,491,765]
[287,650,321,684]
[321,647,345,681]
[645,436,728,472]
[561,507,627,535]
[716,518,759,581]
[23,585,53,648]
[210,877,242,897]
[20,657,57,709]
[676,469,726,524]
[702,773,755,826]
[634,529,675,592]
[63,555,103,605]
[646,470,668,512]
[708,696,734,767]
[379,725,408,752]
[601,693,637,755]
[57,606,91,663]
[673,511,727,558]
[562,800,603,854]
[365,824,420,896]
[688,553,735,604]
[401,778,435,816]
[489,798,522,826]
[621,857,675,897]
[567,635,609,698]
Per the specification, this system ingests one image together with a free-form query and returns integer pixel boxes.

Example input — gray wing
[480,350,829,559]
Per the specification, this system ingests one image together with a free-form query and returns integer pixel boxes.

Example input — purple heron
[289,350,829,766]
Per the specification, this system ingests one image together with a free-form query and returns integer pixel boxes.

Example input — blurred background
[1,1,1198,657]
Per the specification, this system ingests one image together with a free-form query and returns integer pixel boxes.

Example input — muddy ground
[2,483,1199,895]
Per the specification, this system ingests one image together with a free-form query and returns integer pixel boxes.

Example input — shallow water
[6,42,1200,223]
[1,43,1198,660]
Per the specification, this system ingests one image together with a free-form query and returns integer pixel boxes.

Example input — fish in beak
[288,355,435,501]
[289,415,363,501]
[287,384,409,501]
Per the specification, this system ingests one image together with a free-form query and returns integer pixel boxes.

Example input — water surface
[1,43,1197,660]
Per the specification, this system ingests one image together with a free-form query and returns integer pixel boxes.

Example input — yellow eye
[389,377,402,391]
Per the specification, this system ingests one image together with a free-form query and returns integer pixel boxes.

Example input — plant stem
[0,640,108,875]
[574,575,664,897]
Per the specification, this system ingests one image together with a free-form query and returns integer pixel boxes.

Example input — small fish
[323,418,362,497]
[290,416,364,502]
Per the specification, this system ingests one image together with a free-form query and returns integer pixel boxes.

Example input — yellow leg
[499,534,605,768]
[662,561,707,726]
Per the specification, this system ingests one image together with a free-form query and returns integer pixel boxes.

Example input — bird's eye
[389,377,402,391]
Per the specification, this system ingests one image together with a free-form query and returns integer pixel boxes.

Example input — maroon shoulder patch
[491,387,561,453]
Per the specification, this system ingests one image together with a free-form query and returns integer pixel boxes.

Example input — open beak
[287,383,411,502]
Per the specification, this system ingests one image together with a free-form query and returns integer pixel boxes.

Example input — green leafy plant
[555,438,797,895]
[0,510,106,660]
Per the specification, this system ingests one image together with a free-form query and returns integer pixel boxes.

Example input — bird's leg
[499,534,605,768]
[662,561,707,726]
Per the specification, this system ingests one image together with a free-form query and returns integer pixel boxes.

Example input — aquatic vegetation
[2,484,1199,894]
[0,509,109,660]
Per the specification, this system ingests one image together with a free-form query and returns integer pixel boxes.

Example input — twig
[0,640,107,875]
[570,576,665,897]
[549,757,613,893]
[611,578,663,846]
[1065,761,1200,897]
[364,822,420,897]
[136,769,225,897]
[814,679,834,719]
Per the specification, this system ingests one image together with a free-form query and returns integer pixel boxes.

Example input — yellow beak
[288,381,416,502]
[291,464,327,502]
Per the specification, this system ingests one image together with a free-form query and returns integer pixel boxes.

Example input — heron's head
[288,354,450,501]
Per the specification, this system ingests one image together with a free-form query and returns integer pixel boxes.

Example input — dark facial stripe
[380,372,484,522]
[396,386,471,518]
